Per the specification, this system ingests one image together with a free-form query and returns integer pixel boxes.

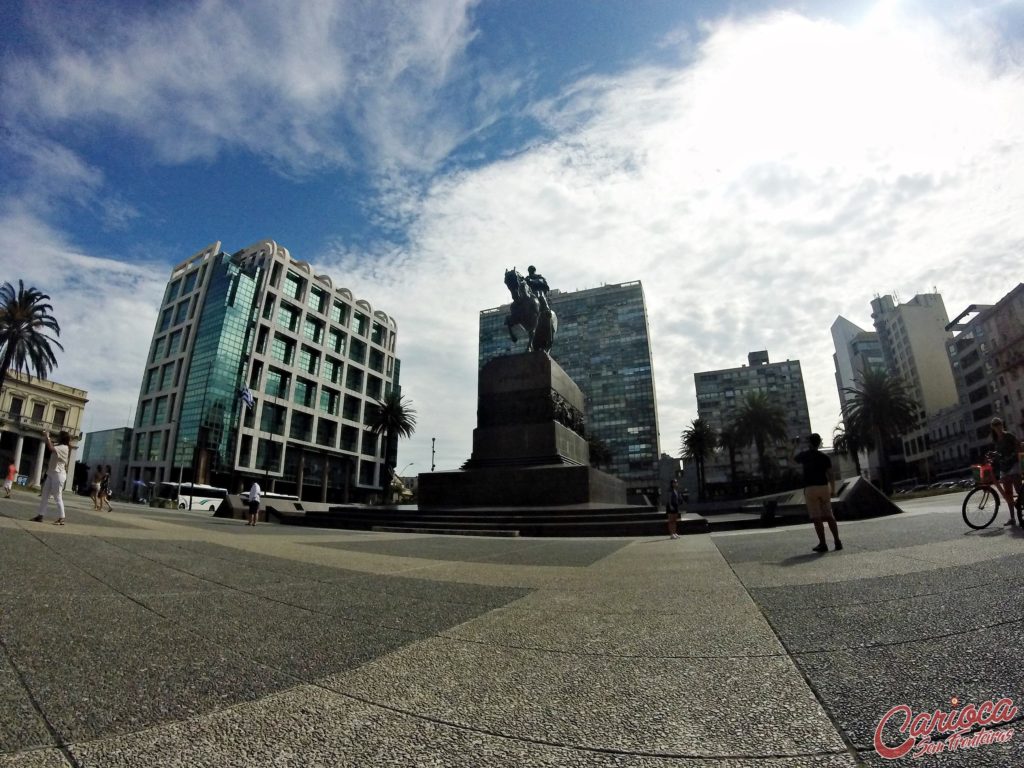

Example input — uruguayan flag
[240,386,255,410]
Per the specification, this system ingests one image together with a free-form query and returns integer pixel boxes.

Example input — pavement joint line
[0,634,83,767]
[298,678,857,763]
[94,534,521,609]
[791,612,1024,656]
[713,538,865,766]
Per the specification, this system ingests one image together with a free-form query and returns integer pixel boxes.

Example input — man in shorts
[794,433,841,553]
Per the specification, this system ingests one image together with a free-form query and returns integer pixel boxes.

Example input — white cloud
[0,206,167,434]
[2,0,484,174]
[321,5,1024,471]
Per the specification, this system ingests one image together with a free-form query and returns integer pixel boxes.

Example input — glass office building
[479,281,660,498]
[127,240,401,502]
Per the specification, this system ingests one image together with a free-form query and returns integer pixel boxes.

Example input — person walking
[3,459,16,498]
[990,417,1022,525]
[90,466,103,509]
[99,464,114,512]
[31,430,71,525]
[666,478,681,539]
[794,433,841,553]
[247,480,261,526]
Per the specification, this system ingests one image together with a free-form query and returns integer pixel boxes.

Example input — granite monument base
[418,463,627,508]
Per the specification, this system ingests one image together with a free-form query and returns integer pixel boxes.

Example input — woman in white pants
[32,430,70,525]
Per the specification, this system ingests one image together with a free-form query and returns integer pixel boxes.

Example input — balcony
[0,411,82,440]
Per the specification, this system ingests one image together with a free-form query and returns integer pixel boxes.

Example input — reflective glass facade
[479,281,660,497]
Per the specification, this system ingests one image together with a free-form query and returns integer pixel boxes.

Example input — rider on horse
[524,266,551,312]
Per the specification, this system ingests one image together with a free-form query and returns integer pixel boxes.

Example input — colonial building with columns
[0,371,88,490]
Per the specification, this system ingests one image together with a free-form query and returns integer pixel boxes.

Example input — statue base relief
[418,352,627,508]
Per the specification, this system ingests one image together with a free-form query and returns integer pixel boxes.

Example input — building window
[368,349,384,373]
[349,339,367,365]
[32,403,45,421]
[350,312,369,336]
[342,395,361,421]
[316,418,337,447]
[265,367,291,399]
[147,432,164,462]
[181,270,199,294]
[330,301,349,326]
[158,307,173,332]
[8,396,23,416]
[153,396,168,424]
[345,367,364,393]
[167,330,182,356]
[324,357,343,384]
[308,287,327,314]
[328,328,346,355]
[366,375,383,401]
[361,430,378,457]
[320,387,340,415]
[270,334,295,365]
[341,425,359,452]
[282,272,303,300]
[294,377,317,408]
[277,303,300,332]
[299,346,320,376]
[173,300,190,326]
[303,317,324,344]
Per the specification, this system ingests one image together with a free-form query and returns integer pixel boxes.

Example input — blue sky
[2,0,1023,474]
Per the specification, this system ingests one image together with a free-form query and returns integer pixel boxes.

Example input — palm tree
[0,281,63,396]
[717,421,741,488]
[832,421,864,478]
[842,368,919,494]
[734,391,788,480]
[681,418,716,501]
[365,390,417,494]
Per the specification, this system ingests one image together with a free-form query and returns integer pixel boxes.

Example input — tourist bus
[152,482,229,512]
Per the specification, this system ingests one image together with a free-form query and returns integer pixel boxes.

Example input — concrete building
[80,427,132,499]
[870,293,958,478]
[693,351,812,486]
[0,371,88,490]
[479,281,660,500]
[936,285,1024,474]
[126,240,401,502]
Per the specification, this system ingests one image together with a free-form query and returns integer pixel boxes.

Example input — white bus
[153,482,229,512]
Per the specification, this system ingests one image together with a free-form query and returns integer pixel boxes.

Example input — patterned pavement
[1,490,1021,766]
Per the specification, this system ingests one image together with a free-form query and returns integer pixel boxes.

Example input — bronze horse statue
[504,268,557,353]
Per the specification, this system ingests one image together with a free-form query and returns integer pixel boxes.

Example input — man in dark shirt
[794,433,842,553]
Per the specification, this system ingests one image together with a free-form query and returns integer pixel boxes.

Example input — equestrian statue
[504,265,557,353]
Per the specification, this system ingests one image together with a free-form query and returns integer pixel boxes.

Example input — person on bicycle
[990,417,1022,525]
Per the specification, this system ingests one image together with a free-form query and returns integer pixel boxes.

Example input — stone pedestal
[419,352,627,508]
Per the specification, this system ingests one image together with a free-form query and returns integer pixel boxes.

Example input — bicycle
[962,454,1024,529]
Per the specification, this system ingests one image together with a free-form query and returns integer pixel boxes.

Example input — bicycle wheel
[962,486,1000,529]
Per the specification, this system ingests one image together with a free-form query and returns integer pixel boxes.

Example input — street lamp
[398,462,415,478]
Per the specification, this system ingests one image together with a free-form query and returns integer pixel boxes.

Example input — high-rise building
[479,281,660,499]
[80,427,132,499]
[984,283,1024,436]
[830,316,885,416]
[127,240,401,502]
[693,351,812,484]
[870,293,958,475]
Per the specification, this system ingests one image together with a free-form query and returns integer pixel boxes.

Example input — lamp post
[398,462,415,478]
[431,437,435,472]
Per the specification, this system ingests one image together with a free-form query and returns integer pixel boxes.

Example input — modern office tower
[479,281,660,499]
[693,351,812,484]
[870,293,958,475]
[830,316,885,416]
[80,427,132,499]
[0,371,88,489]
[943,304,994,468]
[127,240,400,502]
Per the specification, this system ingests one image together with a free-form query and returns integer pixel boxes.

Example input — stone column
[30,439,46,487]
[66,446,78,491]
[13,435,24,474]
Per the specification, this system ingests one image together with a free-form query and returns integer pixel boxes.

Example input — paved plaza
[1,491,1023,766]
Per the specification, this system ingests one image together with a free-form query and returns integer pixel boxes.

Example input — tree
[681,418,716,501]
[842,368,919,494]
[365,391,417,494]
[734,391,788,480]
[717,421,741,487]
[0,280,63,396]
[587,435,613,469]
[832,421,864,478]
